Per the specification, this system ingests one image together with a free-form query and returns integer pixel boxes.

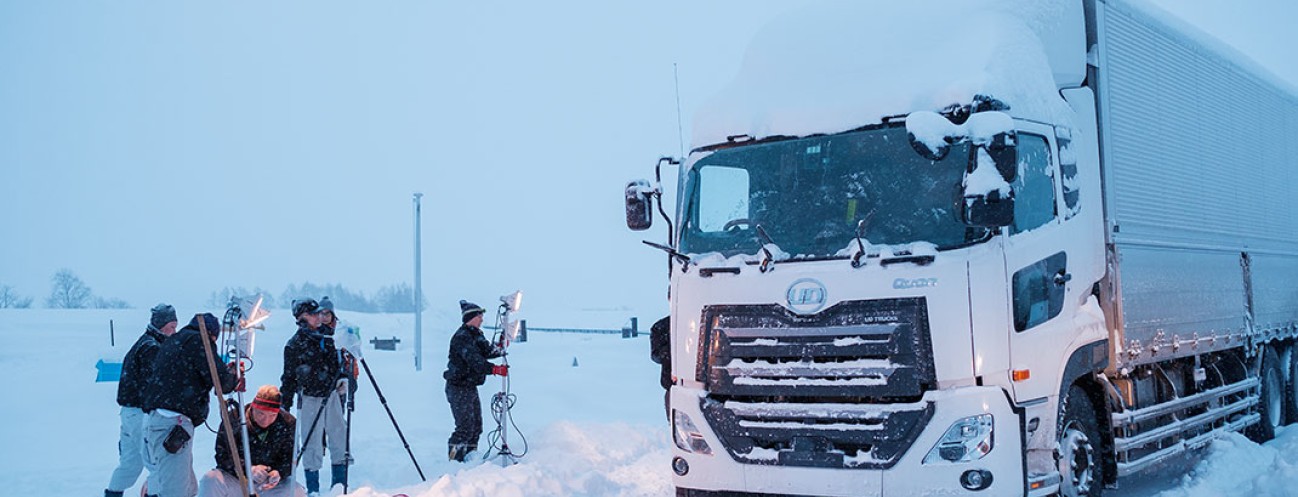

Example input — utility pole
[413,192,424,371]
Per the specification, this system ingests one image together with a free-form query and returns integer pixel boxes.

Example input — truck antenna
[674,63,686,159]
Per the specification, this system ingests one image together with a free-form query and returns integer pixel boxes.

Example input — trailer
[624,1,1298,496]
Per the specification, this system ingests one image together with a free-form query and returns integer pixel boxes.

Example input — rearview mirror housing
[963,190,1015,227]
[626,180,654,231]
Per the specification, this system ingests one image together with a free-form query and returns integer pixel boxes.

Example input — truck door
[1003,122,1083,403]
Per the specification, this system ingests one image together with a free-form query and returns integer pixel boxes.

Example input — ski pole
[360,358,425,481]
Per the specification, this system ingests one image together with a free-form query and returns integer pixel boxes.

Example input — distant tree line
[1,270,425,313]
[209,281,426,313]
[0,269,129,309]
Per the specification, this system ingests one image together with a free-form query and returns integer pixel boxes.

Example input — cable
[483,304,528,459]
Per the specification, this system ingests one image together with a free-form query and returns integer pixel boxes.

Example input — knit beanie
[460,300,485,323]
[149,303,177,331]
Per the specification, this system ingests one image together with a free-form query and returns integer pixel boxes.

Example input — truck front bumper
[671,385,1025,497]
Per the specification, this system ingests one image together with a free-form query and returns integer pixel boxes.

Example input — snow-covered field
[3,308,1298,496]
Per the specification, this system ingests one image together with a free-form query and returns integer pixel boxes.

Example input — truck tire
[1287,345,1298,425]
[1249,346,1284,442]
[1058,385,1104,497]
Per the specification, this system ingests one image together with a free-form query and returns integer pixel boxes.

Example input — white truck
[623,1,1298,496]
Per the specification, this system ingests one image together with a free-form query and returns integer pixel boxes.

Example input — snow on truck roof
[691,0,1086,149]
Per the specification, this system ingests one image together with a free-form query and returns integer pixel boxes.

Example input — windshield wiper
[642,240,691,271]
[850,210,878,268]
[755,225,777,273]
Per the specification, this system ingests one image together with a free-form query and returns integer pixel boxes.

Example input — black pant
[446,383,482,450]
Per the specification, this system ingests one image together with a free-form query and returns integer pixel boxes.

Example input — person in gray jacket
[104,304,177,497]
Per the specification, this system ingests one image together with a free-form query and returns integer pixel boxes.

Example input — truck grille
[696,298,936,469]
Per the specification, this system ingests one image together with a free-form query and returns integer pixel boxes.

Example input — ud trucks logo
[893,277,938,289]
[786,278,827,314]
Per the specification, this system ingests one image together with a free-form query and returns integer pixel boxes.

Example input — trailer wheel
[1249,346,1283,442]
[1058,385,1104,497]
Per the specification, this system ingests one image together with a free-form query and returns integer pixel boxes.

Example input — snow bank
[1151,427,1298,497]
[692,0,1084,148]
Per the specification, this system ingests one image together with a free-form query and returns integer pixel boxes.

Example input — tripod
[293,324,426,485]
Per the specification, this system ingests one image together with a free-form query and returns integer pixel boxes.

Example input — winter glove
[336,378,348,396]
[491,364,509,377]
[233,377,246,393]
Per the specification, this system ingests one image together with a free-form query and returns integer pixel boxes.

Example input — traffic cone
[572,356,579,367]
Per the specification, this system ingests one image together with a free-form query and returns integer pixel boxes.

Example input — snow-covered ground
[3,308,1298,496]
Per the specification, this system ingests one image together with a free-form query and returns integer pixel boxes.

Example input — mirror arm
[655,157,680,244]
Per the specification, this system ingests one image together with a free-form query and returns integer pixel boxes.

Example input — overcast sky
[1,1,1295,326]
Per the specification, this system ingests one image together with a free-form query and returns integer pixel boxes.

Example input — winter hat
[251,385,282,413]
[291,299,320,319]
[460,300,485,323]
[149,303,177,331]
[319,296,334,313]
[183,313,222,337]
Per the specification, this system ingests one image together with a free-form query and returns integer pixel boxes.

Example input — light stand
[486,291,525,467]
[221,295,269,497]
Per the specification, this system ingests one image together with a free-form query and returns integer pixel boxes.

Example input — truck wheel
[1287,346,1298,425]
[1249,346,1283,442]
[1058,385,1104,497]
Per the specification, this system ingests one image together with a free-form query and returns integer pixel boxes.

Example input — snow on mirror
[906,111,960,160]
[697,166,751,233]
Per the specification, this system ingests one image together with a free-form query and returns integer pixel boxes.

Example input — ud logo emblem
[786,278,827,314]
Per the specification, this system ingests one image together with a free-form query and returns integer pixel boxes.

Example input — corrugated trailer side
[1093,0,1298,371]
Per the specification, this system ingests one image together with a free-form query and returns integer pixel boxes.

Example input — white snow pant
[197,469,305,497]
[142,411,197,497]
[107,406,147,492]
[297,392,347,471]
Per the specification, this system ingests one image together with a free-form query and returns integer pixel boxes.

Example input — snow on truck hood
[692,0,1086,148]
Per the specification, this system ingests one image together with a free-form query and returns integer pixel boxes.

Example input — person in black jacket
[280,299,346,495]
[443,300,507,462]
[141,313,240,497]
[316,296,358,489]
[197,385,303,497]
[105,303,178,497]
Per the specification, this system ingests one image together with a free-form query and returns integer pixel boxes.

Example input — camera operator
[280,299,347,495]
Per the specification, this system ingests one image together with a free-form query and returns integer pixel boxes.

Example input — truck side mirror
[626,180,654,231]
[963,189,1015,227]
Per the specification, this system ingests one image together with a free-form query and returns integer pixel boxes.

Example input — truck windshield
[680,126,986,259]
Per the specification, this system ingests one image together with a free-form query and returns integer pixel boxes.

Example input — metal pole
[414,192,423,371]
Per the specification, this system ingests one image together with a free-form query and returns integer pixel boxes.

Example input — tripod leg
[294,396,329,467]
[342,388,353,494]
[359,358,426,481]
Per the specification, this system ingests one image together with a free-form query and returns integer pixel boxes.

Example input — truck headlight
[923,414,994,464]
[673,410,713,455]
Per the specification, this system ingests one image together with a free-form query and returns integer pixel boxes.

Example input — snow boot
[448,443,468,462]
[330,463,348,488]
[105,491,124,497]
[305,469,320,495]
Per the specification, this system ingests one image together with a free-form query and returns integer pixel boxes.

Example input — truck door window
[697,165,751,233]
[1009,133,1056,234]
[1013,251,1067,332]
